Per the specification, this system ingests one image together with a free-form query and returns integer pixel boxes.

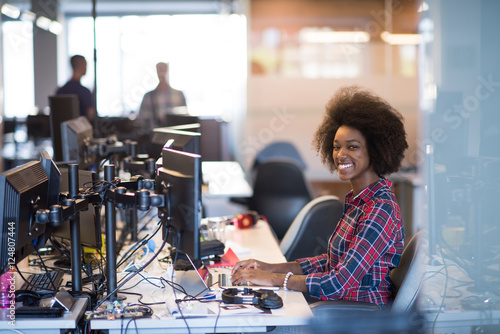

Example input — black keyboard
[20,271,64,295]
[15,306,65,318]
[65,273,105,287]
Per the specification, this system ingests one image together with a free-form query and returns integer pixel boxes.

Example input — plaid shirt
[297,179,404,305]
[138,87,187,129]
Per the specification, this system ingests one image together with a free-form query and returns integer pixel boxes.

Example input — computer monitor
[152,127,201,156]
[0,161,50,275]
[156,119,230,162]
[50,167,102,250]
[165,123,201,133]
[156,148,202,260]
[61,116,96,170]
[40,150,61,207]
[165,114,199,127]
[49,95,80,162]
[36,150,63,248]
[27,114,51,140]
[95,116,135,142]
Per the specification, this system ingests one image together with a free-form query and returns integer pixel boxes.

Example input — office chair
[280,195,343,261]
[252,141,307,172]
[309,230,424,313]
[243,158,313,241]
[231,141,307,209]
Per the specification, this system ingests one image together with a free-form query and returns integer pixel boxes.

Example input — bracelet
[283,272,294,291]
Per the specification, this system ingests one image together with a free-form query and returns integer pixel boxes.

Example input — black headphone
[221,288,283,309]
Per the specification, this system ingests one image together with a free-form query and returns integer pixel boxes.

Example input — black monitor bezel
[156,148,202,261]
[61,116,96,170]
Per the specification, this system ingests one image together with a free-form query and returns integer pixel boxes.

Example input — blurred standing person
[56,55,96,122]
[138,62,187,131]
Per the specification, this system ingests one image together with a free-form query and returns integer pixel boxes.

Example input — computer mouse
[15,290,42,307]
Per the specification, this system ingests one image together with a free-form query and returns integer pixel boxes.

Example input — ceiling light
[418,2,429,12]
[21,10,36,22]
[300,30,370,44]
[36,16,52,31]
[380,31,421,45]
[1,4,21,19]
[49,21,63,35]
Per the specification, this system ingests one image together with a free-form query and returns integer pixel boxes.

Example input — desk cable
[430,245,449,333]
[167,229,225,334]
[121,316,139,334]
[93,224,169,310]
[116,220,162,271]
[170,229,192,334]
[119,275,170,306]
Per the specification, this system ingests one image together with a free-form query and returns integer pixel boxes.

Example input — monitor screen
[49,95,80,162]
[0,161,50,275]
[61,116,96,170]
[50,167,101,250]
[156,148,202,260]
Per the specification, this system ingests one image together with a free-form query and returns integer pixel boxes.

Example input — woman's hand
[231,259,271,274]
[230,263,281,287]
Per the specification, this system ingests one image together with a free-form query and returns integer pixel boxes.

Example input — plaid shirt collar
[345,178,393,205]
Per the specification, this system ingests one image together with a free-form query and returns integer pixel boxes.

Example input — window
[2,21,35,118]
[64,14,247,118]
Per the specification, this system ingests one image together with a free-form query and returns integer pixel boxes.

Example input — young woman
[231,85,408,306]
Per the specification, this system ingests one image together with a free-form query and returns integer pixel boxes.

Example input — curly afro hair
[313,85,408,176]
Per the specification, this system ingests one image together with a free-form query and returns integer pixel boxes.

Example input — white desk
[202,161,252,198]
[0,298,88,334]
[202,161,253,217]
[90,221,313,334]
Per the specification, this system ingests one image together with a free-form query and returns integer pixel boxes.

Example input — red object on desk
[207,248,239,268]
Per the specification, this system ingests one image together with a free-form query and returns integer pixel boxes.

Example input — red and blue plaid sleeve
[298,253,328,274]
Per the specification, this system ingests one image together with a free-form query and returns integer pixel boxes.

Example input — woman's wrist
[270,261,302,274]
[291,261,303,275]
[273,273,287,287]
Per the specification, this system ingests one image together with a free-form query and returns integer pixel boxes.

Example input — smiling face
[333,125,379,195]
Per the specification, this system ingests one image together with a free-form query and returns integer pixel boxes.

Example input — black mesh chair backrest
[249,158,313,240]
[252,141,307,172]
